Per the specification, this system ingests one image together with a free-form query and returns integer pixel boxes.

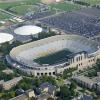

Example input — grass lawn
[0,0,40,10]
[10,5,38,15]
[0,0,39,19]
[81,0,100,5]
[0,11,11,19]
[34,49,72,65]
[50,2,81,12]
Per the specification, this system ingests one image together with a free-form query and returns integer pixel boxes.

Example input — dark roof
[40,82,55,89]
[33,87,41,95]
[36,93,50,100]
[80,94,93,100]
[10,94,28,100]
[15,89,25,96]
[40,82,56,93]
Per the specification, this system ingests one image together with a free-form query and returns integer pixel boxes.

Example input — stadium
[7,35,100,76]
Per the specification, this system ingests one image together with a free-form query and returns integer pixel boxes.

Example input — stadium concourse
[6,35,100,76]
[39,7,100,38]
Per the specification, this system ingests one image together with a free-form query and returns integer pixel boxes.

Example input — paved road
[0,8,20,17]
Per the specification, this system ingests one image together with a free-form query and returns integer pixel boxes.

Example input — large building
[0,33,14,46]
[0,76,22,90]
[73,75,100,92]
[14,25,42,38]
[6,35,100,76]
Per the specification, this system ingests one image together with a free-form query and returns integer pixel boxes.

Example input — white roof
[14,25,42,36]
[0,33,14,44]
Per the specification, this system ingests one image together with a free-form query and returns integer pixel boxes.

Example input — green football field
[34,49,72,65]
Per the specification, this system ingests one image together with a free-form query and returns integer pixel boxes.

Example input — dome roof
[0,33,14,44]
[14,25,42,36]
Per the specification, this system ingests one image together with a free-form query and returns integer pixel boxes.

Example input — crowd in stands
[25,11,55,20]
[39,8,100,37]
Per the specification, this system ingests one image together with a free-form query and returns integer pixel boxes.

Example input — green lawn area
[0,11,11,19]
[10,5,38,15]
[0,0,40,9]
[34,49,72,65]
[0,0,40,19]
[81,0,100,5]
[50,2,81,12]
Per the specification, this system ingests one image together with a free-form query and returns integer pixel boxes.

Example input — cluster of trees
[31,31,56,41]
[12,75,57,92]
[33,75,57,87]
[62,67,77,79]
[85,59,100,77]
[73,1,90,6]
[96,59,100,70]
[56,81,77,100]
[0,61,7,70]
[14,77,33,90]
[0,72,15,81]
[85,70,97,77]
[0,60,15,81]
[0,41,22,55]
[0,90,15,100]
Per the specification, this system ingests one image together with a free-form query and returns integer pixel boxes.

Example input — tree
[70,81,76,90]
[70,82,76,96]
[60,85,71,100]
[33,77,41,87]
[0,41,22,55]
[47,97,54,100]
[40,75,56,85]
[96,59,100,70]
[56,97,62,100]
[0,61,7,70]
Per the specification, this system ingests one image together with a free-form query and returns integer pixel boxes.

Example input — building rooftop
[74,75,100,85]
[14,25,42,36]
[74,75,94,85]
[10,93,28,100]
[0,33,13,44]
[40,82,57,94]
[2,68,13,75]
[36,93,50,100]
